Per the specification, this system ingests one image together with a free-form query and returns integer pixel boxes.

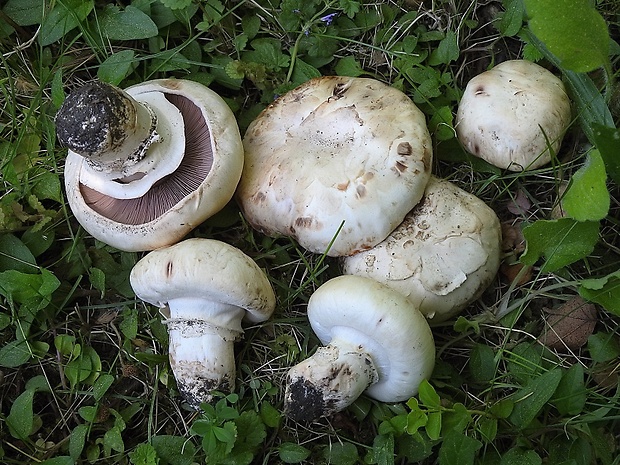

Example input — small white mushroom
[57,79,243,251]
[129,238,276,408]
[237,76,433,257]
[284,275,435,422]
[343,176,501,323]
[455,60,571,171]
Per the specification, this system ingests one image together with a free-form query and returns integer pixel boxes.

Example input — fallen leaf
[539,296,597,350]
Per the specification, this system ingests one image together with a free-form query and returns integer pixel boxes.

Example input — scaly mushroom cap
[62,79,244,251]
[455,60,571,171]
[285,275,435,421]
[343,176,501,323]
[237,76,432,257]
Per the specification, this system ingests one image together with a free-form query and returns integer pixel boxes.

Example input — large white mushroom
[57,79,243,251]
[129,238,276,408]
[284,275,435,422]
[455,60,571,171]
[343,176,501,323]
[237,76,433,257]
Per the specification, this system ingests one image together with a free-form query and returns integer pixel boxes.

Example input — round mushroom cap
[129,238,276,322]
[455,60,571,171]
[63,78,244,252]
[237,76,433,257]
[308,275,435,402]
[343,176,502,323]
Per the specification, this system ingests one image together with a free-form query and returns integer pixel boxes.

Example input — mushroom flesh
[455,60,571,171]
[129,238,276,408]
[237,76,432,257]
[284,275,435,422]
[57,79,244,251]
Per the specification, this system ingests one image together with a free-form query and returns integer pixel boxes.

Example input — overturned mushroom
[456,60,571,171]
[284,275,435,422]
[343,176,501,322]
[237,76,432,257]
[57,79,243,251]
[130,238,276,408]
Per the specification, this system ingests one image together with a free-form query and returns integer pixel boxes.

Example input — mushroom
[342,176,501,323]
[129,238,276,408]
[284,275,435,422]
[455,60,571,171]
[237,76,432,257]
[57,79,243,251]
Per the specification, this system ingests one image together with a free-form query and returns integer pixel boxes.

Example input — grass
[1,0,619,464]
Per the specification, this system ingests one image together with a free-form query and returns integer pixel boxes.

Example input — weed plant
[0,1,619,464]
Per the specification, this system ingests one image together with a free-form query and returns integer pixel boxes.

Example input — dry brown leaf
[539,296,597,350]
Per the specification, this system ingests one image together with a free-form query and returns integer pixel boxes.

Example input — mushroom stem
[165,299,245,408]
[284,334,379,422]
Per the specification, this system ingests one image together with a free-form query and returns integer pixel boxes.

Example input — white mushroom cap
[61,79,244,252]
[343,177,501,323]
[237,76,432,257]
[455,60,571,171]
[130,238,276,408]
[284,275,435,422]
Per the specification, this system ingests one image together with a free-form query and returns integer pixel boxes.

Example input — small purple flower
[319,12,338,26]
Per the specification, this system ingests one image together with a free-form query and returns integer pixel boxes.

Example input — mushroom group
[57,79,244,251]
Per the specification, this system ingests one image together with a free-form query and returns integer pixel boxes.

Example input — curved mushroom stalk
[284,336,379,422]
[283,275,435,423]
[130,239,276,409]
[165,299,245,408]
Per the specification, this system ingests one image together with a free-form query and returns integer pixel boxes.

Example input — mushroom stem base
[167,324,240,409]
[284,340,378,422]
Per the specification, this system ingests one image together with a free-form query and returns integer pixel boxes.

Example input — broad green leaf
[587,332,620,363]
[442,403,472,435]
[469,344,496,384]
[500,447,542,465]
[98,5,158,40]
[103,426,125,453]
[159,0,193,9]
[521,29,614,147]
[278,442,311,463]
[69,424,88,460]
[152,435,197,465]
[6,388,35,439]
[499,0,525,37]
[425,411,442,440]
[579,270,620,315]
[0,233,37,273]
[428,30,459,65]
[97,50,136,86]
[290,58,321,86]
[478,417,498,443]
[3,0,45,26]
[0,338,33,367]
[22,228,55,257]
[259,400,281,428]
[32,171,62,203]
[520,218,600,272]
[552,364,587,415]
[509,368,562,429]
[0,268,60,308]
[418,380,440,409]
[93,374,114,401]
[524,0,610,73]
[592,124,620,185]
[562,150,609,221]
[39,457,74,465]
[323,442,358,465]
[39,0,94,46]
[370,433,395,465]
[438,431,482,465]
[65,354,93,387]
[335,56,365,77]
